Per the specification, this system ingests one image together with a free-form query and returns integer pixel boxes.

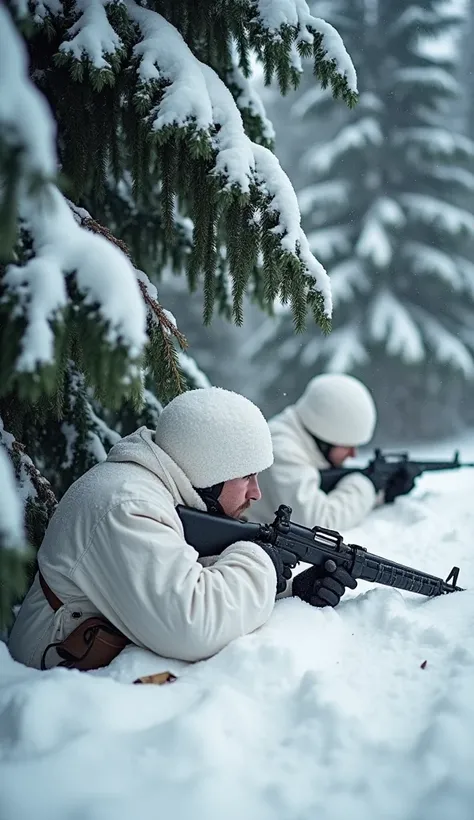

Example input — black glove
[364,463,389,492]
[384,464,421,504]
[292,559,357,607]
[256,542,298,595]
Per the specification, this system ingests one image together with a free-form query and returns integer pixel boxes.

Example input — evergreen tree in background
[0,0,358,627]
[252,0,474,440]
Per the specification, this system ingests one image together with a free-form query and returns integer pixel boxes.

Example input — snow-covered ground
[1,462,474,820]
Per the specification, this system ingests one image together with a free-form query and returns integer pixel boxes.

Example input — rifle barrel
[352,548,463,596]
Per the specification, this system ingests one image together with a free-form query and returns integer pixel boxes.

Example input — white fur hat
[294,374,376,447]
[155,387,273,488]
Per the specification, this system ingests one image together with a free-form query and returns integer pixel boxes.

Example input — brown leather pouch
[42,616,130,671]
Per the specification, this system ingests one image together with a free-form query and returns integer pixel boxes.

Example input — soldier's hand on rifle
[292,559,357,608]
[256,542,298,595]
[385,464,421,504]
[365,462,390,492]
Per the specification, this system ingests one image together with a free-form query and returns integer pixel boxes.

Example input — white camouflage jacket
[8,428,277,668]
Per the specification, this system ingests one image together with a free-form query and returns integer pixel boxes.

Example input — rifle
[177,503,463,598]
[319,447,474,496]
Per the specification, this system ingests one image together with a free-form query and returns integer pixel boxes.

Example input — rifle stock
[177,504,463,598]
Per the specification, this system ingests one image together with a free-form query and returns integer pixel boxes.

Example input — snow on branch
[0,4,56,182]
[369,290,425,363]
[253,142,332,314]
[298,180,350,216]
[177,352,211,390]
[39,0,334,313]
[454,257,474,298]
[329,259,368,308]
[123,0,332,313]
[291,84,330,119]
[400,194,474,236]
[311,18,357,93]
[26,1,63,22]
[415,310,474,377]
[307,225,352,261]
[126,2,256,192]
[0,416,56,550]
[59,0,123,69]
[0,445,25,552]
[428,164,474,191]
[1,6,147,374]
[323,325,369,372]
[126,1,213,136]
[254,0,357,94]
[5,186,147,371]
[356,217,392,268]
[201,63,256,193]
[305,117,382,174]
[355,199,405,269]
[394,67,459,96]
[403,241,463,289]
[388,5,464,37]
[394,128,474,160]
[299,324,368,371]
[229,41,275,144]
[63,363,121,466]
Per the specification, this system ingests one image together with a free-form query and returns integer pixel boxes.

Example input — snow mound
[1,468,474,819]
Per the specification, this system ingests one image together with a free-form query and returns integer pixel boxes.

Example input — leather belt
[39,570,63,612]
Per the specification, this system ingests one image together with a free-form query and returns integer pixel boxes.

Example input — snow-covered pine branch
[250,0,474,436]
[400,194,474,236]
[177,352,211,390]
[394,66,459,96]
[314,324,368,372]
[1,5,147,401]
[253,0,357,99]
[403,242,463,289]
[307,226,352,261]
[394,128,474,160]
[58,0,125,72]
[304,117,382,174]
[327,259,369,308]
[10,0,360,331]
[0,2,56,257]
[4,187,147,371]
[252,143,332,320]
[298,180,350,216]
[125,0,335,324]
[0,413,57,628]
[227,41,275,147]
[369,290,424,363]
[414,310,474,377]
[0,441,25,553]
[0,440,29,628]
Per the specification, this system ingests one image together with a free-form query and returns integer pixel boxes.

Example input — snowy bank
[1,467,474,820]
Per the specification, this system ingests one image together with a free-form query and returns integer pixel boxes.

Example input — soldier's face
[218,474,262,519]
[328,445,357,466]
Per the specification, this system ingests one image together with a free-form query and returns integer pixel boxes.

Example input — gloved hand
[292,559,357,607]
[384,464,421,503]
[256,542,298,595]
[364,463,390,492]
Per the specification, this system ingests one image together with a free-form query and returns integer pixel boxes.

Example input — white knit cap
[155,387,273,488]
[294,374,376,447]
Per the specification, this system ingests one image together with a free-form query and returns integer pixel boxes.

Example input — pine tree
[0,0,358,627]
[253,0,474,439]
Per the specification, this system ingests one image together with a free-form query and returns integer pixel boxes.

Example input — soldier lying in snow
[252,374,417,532]
[8,387,356,671]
